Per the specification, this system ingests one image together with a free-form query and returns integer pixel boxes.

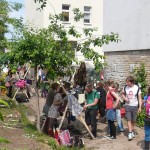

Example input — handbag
[5,82,11,87]
[58,130,70,145]
[120,107,126,118]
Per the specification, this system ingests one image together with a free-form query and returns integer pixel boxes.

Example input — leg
[108,120,116,138]
[89,109,98,138]
[48,118,55,137]
[116,109,124,132]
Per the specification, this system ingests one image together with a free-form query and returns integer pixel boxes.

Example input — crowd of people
[4,68,150,149]
[41,75,150,149]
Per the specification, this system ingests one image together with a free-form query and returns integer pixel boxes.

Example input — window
[62,5,70,22]
[84,6,91,23]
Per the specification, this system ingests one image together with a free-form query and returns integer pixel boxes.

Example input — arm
[121,91,129,103]
[138,93,142,112]
[111,91,120,109]
[83,98,99,110]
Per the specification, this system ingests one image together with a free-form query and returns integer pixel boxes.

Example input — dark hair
[51,82,60,90]
[58,87,64,93]
[97,82,104,88]
[85,83,93,89]
[126,76,135,83]
[63,82,71,89]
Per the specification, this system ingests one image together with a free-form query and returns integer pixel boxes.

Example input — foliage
[136,108,146,127]
[0,137,10,143]
[0,99,10,121]
[133,63,147,127]
[0,0,23,51]
[133,63,147,97]
[0,2,119,131]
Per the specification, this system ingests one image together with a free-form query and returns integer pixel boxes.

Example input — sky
[5,0,25,39]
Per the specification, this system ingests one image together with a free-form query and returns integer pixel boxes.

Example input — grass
[0,137,10,143]
[0,97,85,150]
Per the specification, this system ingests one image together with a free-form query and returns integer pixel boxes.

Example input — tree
[0,8,119,131]
[0,0,22,52]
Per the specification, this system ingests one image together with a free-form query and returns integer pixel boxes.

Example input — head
[58,87,64,94]
[85,83,93,93]
[104,80,114,91]
[64,82,71,91]
[51,82,60,91]
[126,76,135,87]
[7,70,12,77]
[97,82,104,88]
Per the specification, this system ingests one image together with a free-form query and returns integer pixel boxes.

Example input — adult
[122,76,142,141]
[83,83,100,138]
[48,87,65,137]
[43,82,60,116]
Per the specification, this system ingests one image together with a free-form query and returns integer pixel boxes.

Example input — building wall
[104,50,150,87]
[103,0,150,52]
[25,0,103,64]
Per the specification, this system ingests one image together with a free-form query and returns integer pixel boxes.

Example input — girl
[106,81,120,139]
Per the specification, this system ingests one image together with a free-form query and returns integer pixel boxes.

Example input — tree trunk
[34,67,41,131]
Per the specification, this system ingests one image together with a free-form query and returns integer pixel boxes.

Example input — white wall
[103,0,150,51]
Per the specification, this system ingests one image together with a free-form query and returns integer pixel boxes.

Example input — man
[122,76,142,141]
[83,83,100,138]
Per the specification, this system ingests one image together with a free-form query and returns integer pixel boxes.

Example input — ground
[0,92,145,150]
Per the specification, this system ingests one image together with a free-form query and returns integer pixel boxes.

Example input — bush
[133,63,147,127]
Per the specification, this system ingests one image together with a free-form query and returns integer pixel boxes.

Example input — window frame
[84,6,91,24]
[62,4,70,23]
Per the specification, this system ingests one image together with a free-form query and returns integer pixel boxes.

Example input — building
[103,0,150,87]
[25,0,103,69]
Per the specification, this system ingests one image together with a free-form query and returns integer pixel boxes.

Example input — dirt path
[25,94,145,150]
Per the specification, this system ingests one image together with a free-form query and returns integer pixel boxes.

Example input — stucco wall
[104,50,150,88]
[103,0,150,52]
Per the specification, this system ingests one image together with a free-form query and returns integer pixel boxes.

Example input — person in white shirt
[122,76,142,141]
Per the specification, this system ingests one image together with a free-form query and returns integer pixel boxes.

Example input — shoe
[132,132,135,138]
[128,133,133,141]
[110,136,116,139]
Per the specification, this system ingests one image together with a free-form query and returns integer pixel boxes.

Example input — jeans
[85,109,98,137]
[145,123,150,141]
[116,109,124,131]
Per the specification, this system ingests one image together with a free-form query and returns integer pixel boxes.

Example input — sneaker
[110,136,116,140]
[132,132,135,138]
[128,133,133,141]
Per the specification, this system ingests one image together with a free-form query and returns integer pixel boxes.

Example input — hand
[138,107,141,113]
[125,98,129,103]
[83,105,87,110]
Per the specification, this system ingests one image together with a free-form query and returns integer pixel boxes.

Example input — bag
[120,107,126,118]
[146,96,150,117]
[68,136,84,148]
[58,130,70,145]
[15,80,26,88]
[5,82,10,87]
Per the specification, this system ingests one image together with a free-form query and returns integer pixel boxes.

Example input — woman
[48,87,65,137]
[43,82,60,116]
[5,70,13,98]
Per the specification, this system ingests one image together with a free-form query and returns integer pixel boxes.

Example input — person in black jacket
[96,82,107,118]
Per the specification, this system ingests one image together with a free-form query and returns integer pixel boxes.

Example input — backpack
[124,84,140,107]
[146,96,150,117]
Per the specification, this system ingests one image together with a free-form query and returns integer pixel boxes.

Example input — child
[106,81,120,139]
[144,87,150,150]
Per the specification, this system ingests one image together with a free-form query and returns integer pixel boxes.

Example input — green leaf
[0,112,4,121]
